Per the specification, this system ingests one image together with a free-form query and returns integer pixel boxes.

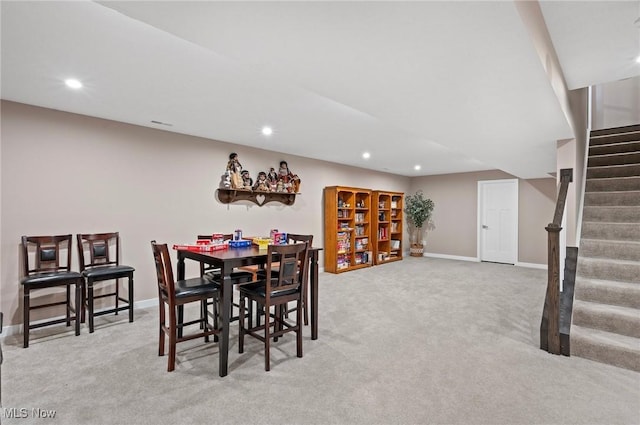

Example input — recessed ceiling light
[636,55,640,64]
[414,165,421,171]
[64,78,82,89]
[362,152,371,159]
[261,126,273,136]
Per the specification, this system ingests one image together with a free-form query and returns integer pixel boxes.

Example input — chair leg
[158,302,166,357]
[265,304,271,372]
[303,289,309,326]
[213,297,219,342]
[296,299,303,358]
[66,283,71,326]
[81,281,86,323]
[128,275,134,323]
[88,281,95,333]
[238,295,245,354]
[177,306,184,338]
[114,278,120,315]
[75,280,82,336]
[168,306,178,372]
[23,286,30,348]
[203,300,210,343]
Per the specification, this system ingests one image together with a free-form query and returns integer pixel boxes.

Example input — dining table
[176,244,322,377]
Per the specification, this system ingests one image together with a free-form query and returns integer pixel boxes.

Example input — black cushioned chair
[256,233,313,325]
[77,232,134,333]
[239,241,309,371]
[20,234,83,348]
[151,241,220,372]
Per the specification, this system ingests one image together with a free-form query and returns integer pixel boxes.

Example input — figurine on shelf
[220,170,231,188]
[267,167,278,192]
[253,171,270,192]
[226,152,243,189]
[277,160,301,193]
[241,170,253,189]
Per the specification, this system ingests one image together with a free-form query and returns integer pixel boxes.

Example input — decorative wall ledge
[216,188,298,206]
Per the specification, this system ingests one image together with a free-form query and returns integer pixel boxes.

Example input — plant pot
[410,243,424,257]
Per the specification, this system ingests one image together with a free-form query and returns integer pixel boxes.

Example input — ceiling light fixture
[261,126,273,136]
[414,165,421,171]
[64,78,82,89]
[362,152,371,159]
[636,55,640,64]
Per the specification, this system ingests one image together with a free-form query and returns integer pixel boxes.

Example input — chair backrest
[286,233,313,246]
[22,234,73,276]
[77,232,120,271]
[285,234,313,284]
[264,242,309,301]
[150,241,176,304]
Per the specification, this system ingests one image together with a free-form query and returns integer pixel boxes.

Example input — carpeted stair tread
[589,140,640,156]
[590,124,640,137]
[587,152,640,167]
[579,239,640,262]
[572,300,640,338]
[576,256,640,283]
[586,163,640,179]
[574,277,640,309]
[581,221,640,241]
[586,176,640,192]
[584,191,640,206]
[570,325,640,372]
[582,206,640,223]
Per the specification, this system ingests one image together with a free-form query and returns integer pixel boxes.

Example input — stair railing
[540,168,573,354]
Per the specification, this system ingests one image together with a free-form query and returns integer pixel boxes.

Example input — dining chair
[256,233,313,325]
[238,241,309,371]
[196,234,254,323]
[76,232,134,333]
[151,241,221,372]
[20,234,83,348]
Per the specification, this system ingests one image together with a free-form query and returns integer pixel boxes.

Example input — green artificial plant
[404,190,435,245]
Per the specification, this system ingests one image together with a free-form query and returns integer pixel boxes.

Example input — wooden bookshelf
[324,186,373,273]
[372,191,404,265]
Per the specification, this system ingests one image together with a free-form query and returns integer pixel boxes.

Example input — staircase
[570,124,640,372]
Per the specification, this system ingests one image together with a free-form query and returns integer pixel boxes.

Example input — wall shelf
[216,188,297,206]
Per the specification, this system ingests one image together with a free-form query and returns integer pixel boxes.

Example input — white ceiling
[2,1,639,178]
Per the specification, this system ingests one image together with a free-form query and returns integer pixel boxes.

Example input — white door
[478,179,518,264]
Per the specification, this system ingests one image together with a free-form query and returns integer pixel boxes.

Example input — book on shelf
[391,222,399,233]
[355,237,368,250]
[391,239,400,250]
[391,201,398,209]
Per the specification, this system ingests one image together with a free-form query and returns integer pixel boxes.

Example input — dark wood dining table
[176,245,321,377]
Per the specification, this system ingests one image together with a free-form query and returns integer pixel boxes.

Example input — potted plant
[404,190,435,257]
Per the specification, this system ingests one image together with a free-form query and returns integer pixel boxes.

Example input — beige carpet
[2,257,639,425]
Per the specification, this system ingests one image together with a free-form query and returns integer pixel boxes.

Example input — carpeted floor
[1,257,639,425]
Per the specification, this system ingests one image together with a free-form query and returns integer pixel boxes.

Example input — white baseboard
[422,252,480,262]
[516,262,547,270]
[1,297,159,338]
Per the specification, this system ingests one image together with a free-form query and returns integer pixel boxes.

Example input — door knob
[482,225,489,229]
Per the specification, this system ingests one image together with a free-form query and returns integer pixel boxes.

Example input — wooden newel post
[544,223,562,354]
